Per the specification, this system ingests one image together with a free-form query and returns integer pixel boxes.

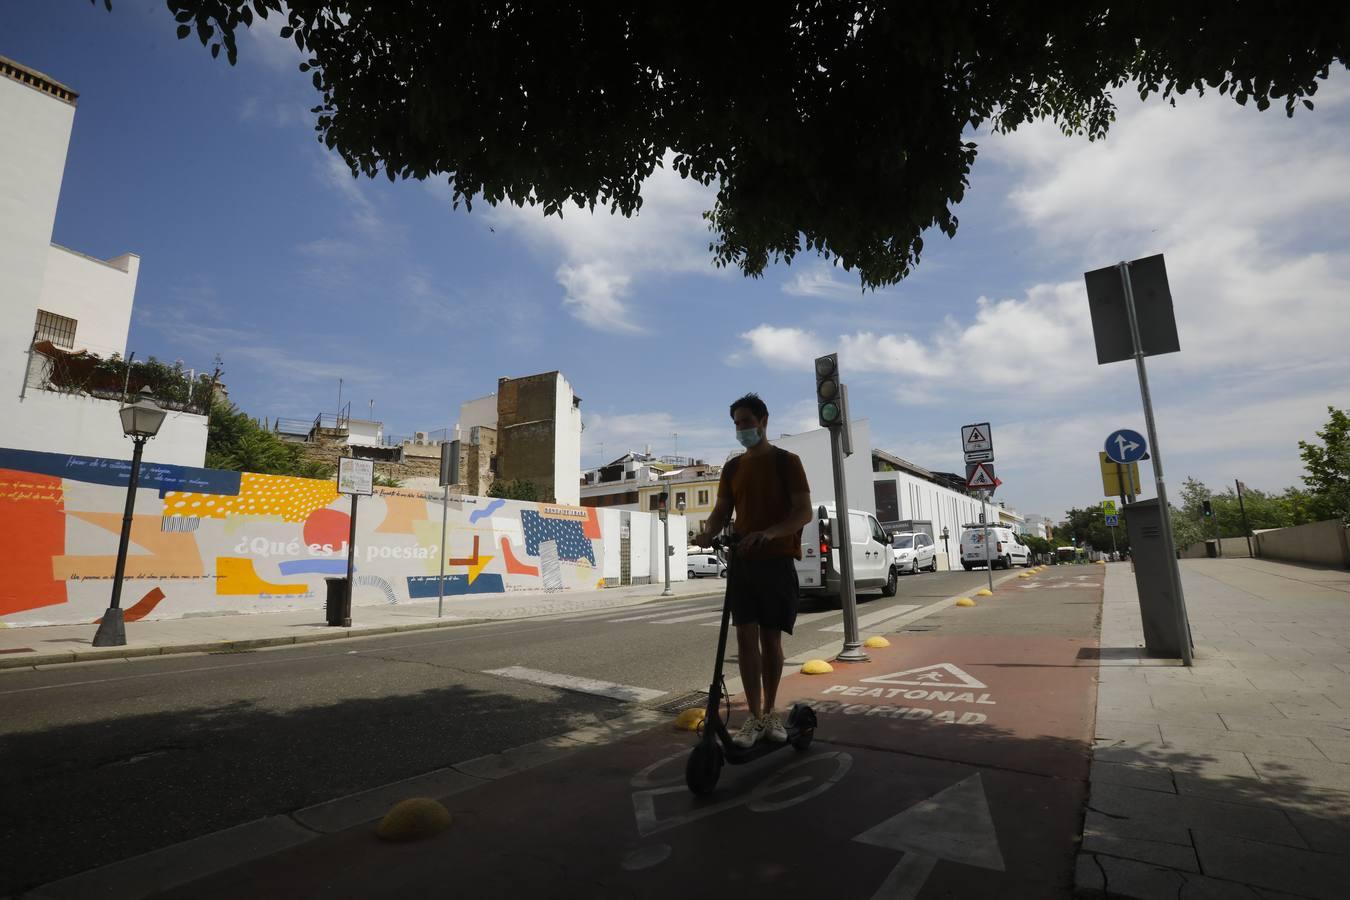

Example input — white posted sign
[961,422,993,454]
[337,457,374,496]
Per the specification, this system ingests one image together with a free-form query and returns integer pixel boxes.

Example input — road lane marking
[819,605,919,632]
[483,665,666,703]
[554,600,709,622]
[645,609,727,624]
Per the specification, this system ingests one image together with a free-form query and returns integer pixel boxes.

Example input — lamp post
[941,526,950,568]
[93,387,166,647]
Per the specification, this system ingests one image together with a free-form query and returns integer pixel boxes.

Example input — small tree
[488,479,540,502]
[1298,406,1350,522]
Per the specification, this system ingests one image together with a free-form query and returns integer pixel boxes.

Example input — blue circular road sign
[1105,429,1148,464]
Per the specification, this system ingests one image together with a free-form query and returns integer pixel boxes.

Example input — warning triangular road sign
[860,662,987,689]
[967,463,995,489]
[967,427,985,443]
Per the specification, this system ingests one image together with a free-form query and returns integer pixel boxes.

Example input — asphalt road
[0,569,994,893]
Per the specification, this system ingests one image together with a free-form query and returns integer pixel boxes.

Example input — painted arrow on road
[853,772,1004,899]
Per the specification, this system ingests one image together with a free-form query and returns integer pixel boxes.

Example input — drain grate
[651,690,708,713]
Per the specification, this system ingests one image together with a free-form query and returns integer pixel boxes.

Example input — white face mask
[735,428,762,449]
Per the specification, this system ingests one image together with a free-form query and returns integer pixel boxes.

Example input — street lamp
[941,526,950,564]
[93,387,166,647]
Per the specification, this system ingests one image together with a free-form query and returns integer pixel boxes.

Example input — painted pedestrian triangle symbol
[966,427,985,444]
[860,663,987,690]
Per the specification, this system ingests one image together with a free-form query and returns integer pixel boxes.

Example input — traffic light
[1202,500,1213,518]
[658,490,668,513]
[815,353,843,428]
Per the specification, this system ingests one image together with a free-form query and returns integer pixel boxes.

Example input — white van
[960,524,1032,570]
[686,551,727,579]
[797,504,897,601]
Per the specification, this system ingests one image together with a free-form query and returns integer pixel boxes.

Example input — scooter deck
[723,727,808,765]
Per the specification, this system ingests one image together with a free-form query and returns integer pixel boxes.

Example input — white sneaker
[732,714,765,748]
[763,712,788,743]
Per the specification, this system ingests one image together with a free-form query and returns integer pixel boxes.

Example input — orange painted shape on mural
[0,469,67,616]
[582,507,602,540]
[215,558,308,596]
[446,534,481,566]
[501,536,539,576]
[94,587,166,624]
[375,495,427,534]
[54,513,204,580]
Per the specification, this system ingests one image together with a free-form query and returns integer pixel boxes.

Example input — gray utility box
[1123,498,1192,658]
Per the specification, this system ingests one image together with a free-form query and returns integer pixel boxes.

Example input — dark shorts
[727,555,800,635]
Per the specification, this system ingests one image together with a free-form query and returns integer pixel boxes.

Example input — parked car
[960,525,1032,570]
[891,531,937,575]
[687,552,727,579]
[797,504,897,601]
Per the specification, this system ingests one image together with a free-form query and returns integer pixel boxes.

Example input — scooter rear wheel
[788,703,818,752]
[685,742,723,795]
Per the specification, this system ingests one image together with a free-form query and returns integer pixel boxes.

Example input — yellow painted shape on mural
[466,555,496,585]
[376,495,427,534]
[54,512,204,579]
[163,473,337,523]
[215,557,308,595]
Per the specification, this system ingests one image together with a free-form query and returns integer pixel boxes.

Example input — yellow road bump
[955,597,976,607]
[801,659,835,675]
[1018,572,1032,578]
[376,798,452,842]
[975,588,993,597]
[674,708,706,731]
[864,636,891,649]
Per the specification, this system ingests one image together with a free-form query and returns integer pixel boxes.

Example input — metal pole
[344,493,357,628]
[982,493,993,592]
[1211,501,1222,557]
[830,425,867,662]
[92,435,146,647]
[1236,479,1255,558]
[1119,261,1192,665]
[437,484,448,618]
[661,505,673,597]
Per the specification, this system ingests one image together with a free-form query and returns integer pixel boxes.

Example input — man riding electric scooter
[691,393,813,749]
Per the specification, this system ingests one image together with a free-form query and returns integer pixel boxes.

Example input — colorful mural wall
[0,447,628,627]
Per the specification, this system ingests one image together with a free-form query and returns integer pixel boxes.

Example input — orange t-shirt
[720,447,810,559]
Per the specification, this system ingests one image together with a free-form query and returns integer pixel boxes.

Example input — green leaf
[176,23,190,39]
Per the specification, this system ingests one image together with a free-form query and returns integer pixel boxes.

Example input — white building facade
[0,56,207,465]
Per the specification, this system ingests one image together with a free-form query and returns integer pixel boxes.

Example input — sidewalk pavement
[1079,558,1350,899]
[0,579,725,671]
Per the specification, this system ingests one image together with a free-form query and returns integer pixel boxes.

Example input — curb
[20,709,666,900]
[0,589,728,673]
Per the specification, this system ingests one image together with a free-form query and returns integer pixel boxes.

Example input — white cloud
[238,97,259,122]
[486,160,719,332]
[728,325,826,369]
[581,410,734,467]
[782,263,865,300]
[241,13,305,71]
[320,153,382,234]
[841,331,952,378]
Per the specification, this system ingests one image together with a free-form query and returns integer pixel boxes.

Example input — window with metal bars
[34,309,77,349]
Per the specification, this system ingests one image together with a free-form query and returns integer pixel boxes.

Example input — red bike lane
[168,569,1102,899]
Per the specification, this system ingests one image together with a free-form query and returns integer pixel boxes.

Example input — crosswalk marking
[556,600,707,622]
[483,666,666,703]
[605,603,720,623]
[819,605,919,633]
[647,609,727,625]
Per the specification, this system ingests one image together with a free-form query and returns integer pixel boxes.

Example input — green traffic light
[820,402,840,423]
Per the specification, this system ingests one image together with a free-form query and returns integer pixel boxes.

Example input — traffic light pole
[1119,261,1192,666]
[981,493,993,593]
[829,424,868,663]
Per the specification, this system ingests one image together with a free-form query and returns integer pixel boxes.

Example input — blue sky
[6,3,1349,520]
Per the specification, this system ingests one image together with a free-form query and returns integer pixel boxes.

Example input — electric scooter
[685,533,817,795]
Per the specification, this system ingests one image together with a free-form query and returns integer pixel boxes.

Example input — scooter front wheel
[685,741,724,795]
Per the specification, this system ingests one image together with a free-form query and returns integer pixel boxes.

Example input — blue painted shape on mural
[406,573,506,599]
[520,510,596,565]
[0,446,242,496]
[469,499,505,524]
[278,559,349,576]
